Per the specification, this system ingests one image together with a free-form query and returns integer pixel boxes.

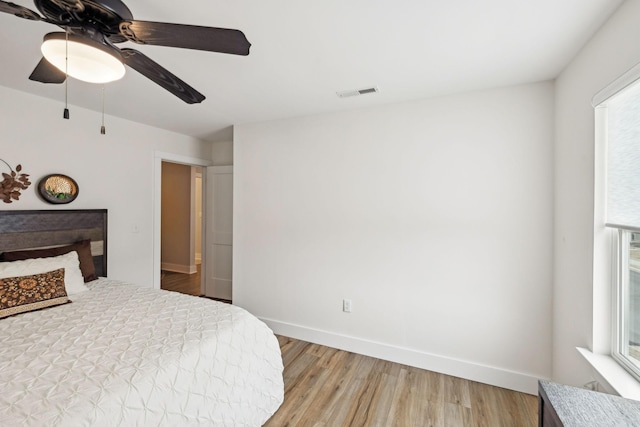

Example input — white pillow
[0,251,88,297]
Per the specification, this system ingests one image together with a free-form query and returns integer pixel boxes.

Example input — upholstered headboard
[0,210,108,277]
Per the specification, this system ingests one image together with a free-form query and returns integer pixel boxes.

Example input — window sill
[577,347,640,401]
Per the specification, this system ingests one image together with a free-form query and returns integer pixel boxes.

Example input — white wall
[0,85,211,286]
[161,161,194,273]
[554,0,640,387]
[212,140,233,166]
[234,81,554,394]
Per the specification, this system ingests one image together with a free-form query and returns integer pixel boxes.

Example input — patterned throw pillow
[0,268,70,319]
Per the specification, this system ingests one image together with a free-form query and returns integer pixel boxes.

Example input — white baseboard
[261,318,544,395]
[161,262,197,274]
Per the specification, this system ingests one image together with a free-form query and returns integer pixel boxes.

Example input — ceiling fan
[0,0,251,104]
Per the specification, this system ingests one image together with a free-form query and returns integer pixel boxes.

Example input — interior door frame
[153,151,213,290]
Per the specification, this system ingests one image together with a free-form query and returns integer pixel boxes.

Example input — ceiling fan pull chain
[100,85,106,135]
[63,30,69,120]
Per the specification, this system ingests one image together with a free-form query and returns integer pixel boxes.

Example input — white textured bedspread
[0,279,284,426]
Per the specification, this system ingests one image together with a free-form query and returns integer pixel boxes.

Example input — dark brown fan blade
[0,1,42,20]
[48,0,84,14]
[120,48,205,104]
[28,57,66,84]
[119,21,251,56]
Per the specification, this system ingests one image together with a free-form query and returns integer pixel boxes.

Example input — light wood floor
[161,273,537,425]
[264,336,538,427]
[160,265,202,296]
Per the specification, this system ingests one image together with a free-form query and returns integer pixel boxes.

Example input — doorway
[152,151,233,302]
[152,151,212,293]
[160,161,203,296]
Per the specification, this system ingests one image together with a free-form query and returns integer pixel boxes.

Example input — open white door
[205,166,233,300]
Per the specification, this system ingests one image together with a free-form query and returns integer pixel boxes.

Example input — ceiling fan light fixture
[41,32,126,84]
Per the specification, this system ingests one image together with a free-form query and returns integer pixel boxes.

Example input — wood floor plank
[363,372,398,427]
[265,336,538,427]
[424,400,445,427]
[518,391,539,423]
[288,351,364,426]
[386,367,409,425]
[306,342,335,359]
[387,367,447,426]
[266,362,331,426]
[493,385,521,427]
[323,354,377,426]
[281,338,313,368]
[344,365,385,425]
[443,374,471,408]
[371,357,402,378]
[283,352,320,395]
[443,402,473,427]
[469,381,501,427]
[495,386,537,427]
[420,368,445,403]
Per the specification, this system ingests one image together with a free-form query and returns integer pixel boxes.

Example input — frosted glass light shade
[41,32,125,84]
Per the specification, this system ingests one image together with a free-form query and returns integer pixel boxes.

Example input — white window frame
[593,61,640,387]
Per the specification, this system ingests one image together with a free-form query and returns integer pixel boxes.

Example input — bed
[0,210,284,426]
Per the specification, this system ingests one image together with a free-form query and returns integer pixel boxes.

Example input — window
[597,73,640,381]
[615,230,640,380]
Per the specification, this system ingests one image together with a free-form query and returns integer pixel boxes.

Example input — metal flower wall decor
[0,159,31,203]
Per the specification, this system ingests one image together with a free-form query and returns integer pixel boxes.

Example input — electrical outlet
[343,299,352,313]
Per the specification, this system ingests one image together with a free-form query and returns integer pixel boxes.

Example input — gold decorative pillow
[0,268,70,319]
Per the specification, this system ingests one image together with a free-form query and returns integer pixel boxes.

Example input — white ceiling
[0,0,624,141]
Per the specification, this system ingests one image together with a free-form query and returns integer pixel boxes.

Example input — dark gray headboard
[0,210,108,277]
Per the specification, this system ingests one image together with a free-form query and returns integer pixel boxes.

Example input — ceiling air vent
[337,86,379,98]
